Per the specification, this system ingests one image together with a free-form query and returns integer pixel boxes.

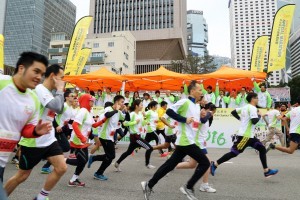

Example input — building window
[108,42,114,47]
[123,63,128,68]
[93,43,99,48]
[92,52,105,57]
[124,52,129,60]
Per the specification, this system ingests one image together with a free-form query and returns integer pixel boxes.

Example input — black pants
[217,136,268,169]
[92,138,115,175]
[0,167,4,183]
[114,128,126,142]
[116,135,153,166]
[66,148,89,176]
[148,144,210,190]
[145,132,163,154]
[157,129,172,152]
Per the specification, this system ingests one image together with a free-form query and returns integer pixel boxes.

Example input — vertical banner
[0,34,4,75]
[250,36,269,72]
[75,48,92,75]
[64,16,93,76]
[267,4,295,72]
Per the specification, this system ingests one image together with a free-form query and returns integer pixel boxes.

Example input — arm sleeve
[267,92,272,108]
[21,124,39,138]
[211,93,216,104]
[251,117,261,125]
[236,94,241,105]
[184,84,188,95]
[209,116,214,127]
[250,106,260,124]
[223,96,230,104]
[166,108,187,123]
[124,112,137,126]
[215,85,219,97]
[45,92,64,114]
[200,83,207,94]
[72,122,86,143]
[253,81,261,93]
[104,110,118,118]
[231,109,241,120]
[92,117,107,128]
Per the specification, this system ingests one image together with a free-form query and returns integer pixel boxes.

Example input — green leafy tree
[288,75,300,104]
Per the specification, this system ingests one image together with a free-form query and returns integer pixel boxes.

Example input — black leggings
[217,136,268,169]
[92,138,115,175]
[145,132,163,154]
[148,144,210,190]
[66,148,89,176]
[116,135,153,166]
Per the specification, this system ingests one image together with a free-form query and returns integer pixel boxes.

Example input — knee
[148,146,153,152]
[54,163,67,176]
[108,153,116,160]
[15,171,31,183]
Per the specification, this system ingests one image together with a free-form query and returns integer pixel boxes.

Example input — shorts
[19,141,63,170]
[290,133,300,144]
[165,134,177,144]
[201,148,208,155]
[231,136,261,154]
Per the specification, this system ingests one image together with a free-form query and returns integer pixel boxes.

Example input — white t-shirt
[266,109,281,129]
[258,92,268,108]
[19,84,58,147]
[236,104,258,138]
[169,99,200,146]
[0,75,39,167]
[163,114,178,136]
[286,107,300,134]
[195,121,209,149]
[145,110,159,133]
[103,93,113,104]
[228,97,237,109]
[216,96,226,108]
[143,99,151,108]
[164,96,174,108]
[55,102,73,126]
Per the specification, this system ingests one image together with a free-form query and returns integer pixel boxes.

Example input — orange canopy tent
[191,66,267,91]
[123,66,195,91]
[63,67,125,91]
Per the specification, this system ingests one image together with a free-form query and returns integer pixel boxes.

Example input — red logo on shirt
[47,110,55,118]
[0,138,18,152]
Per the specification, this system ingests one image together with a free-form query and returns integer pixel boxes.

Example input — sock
[70,174,79,182]
[37,188,49,200]
[202,182,209,186]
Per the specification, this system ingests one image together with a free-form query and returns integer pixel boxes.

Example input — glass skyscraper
[187,10,208,57]
[3,0,76,66]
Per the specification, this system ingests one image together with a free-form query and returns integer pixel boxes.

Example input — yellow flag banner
[250,36,269,72]
[64,16,92,75]
[267,4,295,72]
[0,34,4,75]
[76,48,91,75]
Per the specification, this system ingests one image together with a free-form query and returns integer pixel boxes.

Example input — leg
[90,137,101,154]
[95,139,115,175]
[275,141,299,154]
[262,128,275,146]
[116,142,139,164]
[250,139,268,171]
[4,169,32,196]
[136,138,154,166]
[148,146,186,189]
[0,167,5,183]
[73,148,89,176]
[202,154,210,184]
[275,129,285,147]
[176,158,197,169]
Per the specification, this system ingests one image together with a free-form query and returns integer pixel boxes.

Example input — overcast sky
[70,0,231,57]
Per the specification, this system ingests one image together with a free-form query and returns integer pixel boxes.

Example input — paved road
[4,146,300,200]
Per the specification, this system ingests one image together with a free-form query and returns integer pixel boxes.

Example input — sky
[70,0,231,57]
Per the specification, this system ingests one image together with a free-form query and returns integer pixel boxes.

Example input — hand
[35,120,52,136]
[169,125,176,129]
[251,77,255,82]
[216,81,219,86]
[56,126,62,133]
[53,76,65,92]
[186,117,194,124]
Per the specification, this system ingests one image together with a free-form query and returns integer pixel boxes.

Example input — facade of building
[0,0,7,34]
[229,0,282,86]
[187,10,208,57]
[48,31,136,74]
[290,27,300,78]
[3,0,76,66]
[88,0,187,74]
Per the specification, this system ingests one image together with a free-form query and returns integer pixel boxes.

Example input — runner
[87,95,125,180]
[66,94,106,187]
[236,87,248,107]
[176,103,217,193]
[141,80,211,200]
[5,64,67,200]
[269,97,300,154]
[0,52,51,200]
[210,92,278,178]
[153,90,163,104]
[155,101,170,155]
[114,99,154,171]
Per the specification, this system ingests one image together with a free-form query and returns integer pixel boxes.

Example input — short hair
[125,91,129,94]
[14,52,48,75]
[148,101,158,109]
[64,90,72,99]
[205,102,217,111]
[246,92,258,103]
[130,99,142,112]
[160,101,168,107]
[207,85,213,90]
[188,80,198,94]
[114,95,125,103]
[143,93,150,97]
[274,104,281,109]
[155,90,160,94]
[104,102,114,108]
[45,64,64,78]
[90,91,95,96]
[241,87,246,90]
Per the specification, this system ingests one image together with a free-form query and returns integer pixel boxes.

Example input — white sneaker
[199,184,216,193]
[114,162,122,172]
[146,164,156,169]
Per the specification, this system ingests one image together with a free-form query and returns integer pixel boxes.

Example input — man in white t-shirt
[270,97,300,154]
[5,64,67,200]
[211,92,278,178]
[0,52,52,200]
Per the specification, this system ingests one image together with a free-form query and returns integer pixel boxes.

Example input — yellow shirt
[157,107,166,130]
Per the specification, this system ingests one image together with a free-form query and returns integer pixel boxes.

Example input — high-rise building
[3,0,76,66]
[229,0,282,86]
[290,27,300,78]
[0,0,7,35]
[88,0,187,74]
[187,10,208,57]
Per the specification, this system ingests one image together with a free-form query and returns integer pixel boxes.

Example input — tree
[170,54,217,74]
[288,75,300,104]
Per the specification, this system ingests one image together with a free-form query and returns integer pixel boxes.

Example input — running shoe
[199,184,216,193]
[41,167,52,174]
[141,181,153,200]
[87,155,94,168]
[264,169,278,178]
[68,154,76,159]
[268,143,276,151]
[146,164,156,169]
[93,173,108,181]
[114,162,122,172]
[11,158,19,164]
[33,197,49,200]
[180,185,198,200]
[68,179,85,187]
[210,161,217,176]
[160,152,169,157]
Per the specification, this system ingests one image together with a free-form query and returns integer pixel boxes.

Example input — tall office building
[290,28,300,78]
[0,0,7,34]
[229,0,282,86]
[3,0,76,66]
[187,10,208,57]
[88,0,187,74]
